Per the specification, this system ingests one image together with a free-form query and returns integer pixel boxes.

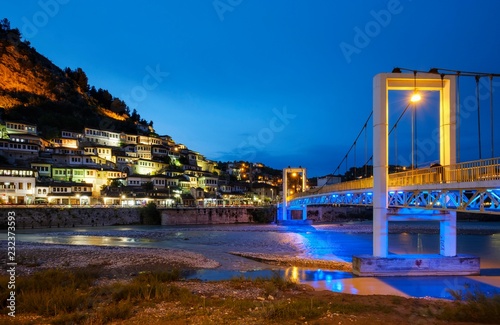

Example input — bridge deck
[287,158,500,214]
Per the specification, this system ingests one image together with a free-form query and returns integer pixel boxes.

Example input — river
[3,221,500,299]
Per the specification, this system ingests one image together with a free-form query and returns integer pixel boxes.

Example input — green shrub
[439,287,500,323]
[0,268,99,316]
[140,202,161,224]
[249,207,276,223]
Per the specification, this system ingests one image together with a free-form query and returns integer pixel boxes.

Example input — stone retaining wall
[161,207,258,225]
[0,207,141,229]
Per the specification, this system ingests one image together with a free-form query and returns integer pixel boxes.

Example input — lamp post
[167,185,171,207]
[410,92,421,169]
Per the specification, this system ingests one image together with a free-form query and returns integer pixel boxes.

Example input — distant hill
[0,18,150,138]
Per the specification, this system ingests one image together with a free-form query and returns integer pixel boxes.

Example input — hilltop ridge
[0,18,152,138]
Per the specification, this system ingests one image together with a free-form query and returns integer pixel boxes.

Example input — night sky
[3,1,500,176]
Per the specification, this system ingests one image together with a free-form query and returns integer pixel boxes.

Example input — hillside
[0,19,146,138]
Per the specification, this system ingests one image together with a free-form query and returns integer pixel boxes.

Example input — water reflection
[36,235,156,246]
[4,223,500,299]
[284,268,500,299]
[184,266,500,299]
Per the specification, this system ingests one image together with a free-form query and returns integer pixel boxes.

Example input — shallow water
[3,222,500,299]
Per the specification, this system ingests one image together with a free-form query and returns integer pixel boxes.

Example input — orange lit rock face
[0,36,128,126]
[0,42,62,107]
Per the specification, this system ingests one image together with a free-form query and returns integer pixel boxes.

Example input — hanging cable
[411,71,419,168]
[353,140,357,179]
[394,123,398,168]
[476,75,482,159]
[345,154,348,175]
[441,74,445,165]
[364,125,368,177]
[490,75,494,158]
[456,71,461,162]
[331,111,373,176]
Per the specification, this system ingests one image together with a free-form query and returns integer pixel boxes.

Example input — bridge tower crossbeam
[352,72,479,276]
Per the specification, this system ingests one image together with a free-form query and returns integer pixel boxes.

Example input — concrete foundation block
[352,254,480,276]
[277,219,312,226]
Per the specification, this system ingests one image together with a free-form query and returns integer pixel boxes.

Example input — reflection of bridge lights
[315,269,324,281]
[289,266,299,283]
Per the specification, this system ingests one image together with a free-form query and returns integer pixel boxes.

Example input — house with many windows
[0,167,37,204]
[0,121,280,206]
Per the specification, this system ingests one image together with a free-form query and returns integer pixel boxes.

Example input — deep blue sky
[3,1,500,176]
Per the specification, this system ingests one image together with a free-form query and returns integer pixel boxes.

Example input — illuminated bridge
[288,158,500,215]
[278,70,500,275]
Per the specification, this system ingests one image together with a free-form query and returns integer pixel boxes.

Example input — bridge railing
[389,157,500,186]
[289,177,373,200]
[290,158,500,200]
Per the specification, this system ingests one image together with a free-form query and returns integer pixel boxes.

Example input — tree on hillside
[90,88,113,109]
[0,18,10,31]
[0,18,21,43]
[110,98,128,115]
[131,109,140,122]
[64,67,89,93]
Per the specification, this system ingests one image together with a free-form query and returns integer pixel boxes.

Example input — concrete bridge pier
[353,72,479,276]
[277,204,311,225]
[440,211,456,257]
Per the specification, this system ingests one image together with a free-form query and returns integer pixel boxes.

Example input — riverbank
[3,221,500,275]
[0,241,220,277]
[1,265,497,324]
[1,222,500,324]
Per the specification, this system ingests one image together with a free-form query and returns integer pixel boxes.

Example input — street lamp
[410,71,422,169]
[411,92,421,169]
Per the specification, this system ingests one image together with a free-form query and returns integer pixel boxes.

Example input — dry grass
[1,267,499,324]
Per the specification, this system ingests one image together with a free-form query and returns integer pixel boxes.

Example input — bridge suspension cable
[476,75,482,159]
[327,97,417,193]
[318,68,499,195]
[331,111,373,177]
[490,75,494,158]
[395,67,499,161]
[457,72,461,162]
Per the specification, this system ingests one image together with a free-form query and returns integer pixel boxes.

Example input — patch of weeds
[228,275,247,289]
[0,268,99,316]
[50,312,87,325]
[100,299,134,323]
[15,255,41,267]
[137,269,181,282]
[439,287,500,323]
[262,297,327,321]
[254,272,298,296]
[229,272,297,295]
[109,271,195,304]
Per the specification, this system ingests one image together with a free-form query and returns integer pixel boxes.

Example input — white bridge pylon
[279,167,307,221]
[373,72,456,257]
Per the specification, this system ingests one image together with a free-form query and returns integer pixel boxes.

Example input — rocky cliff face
[0,24,133,136]
[0,34,84,109]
